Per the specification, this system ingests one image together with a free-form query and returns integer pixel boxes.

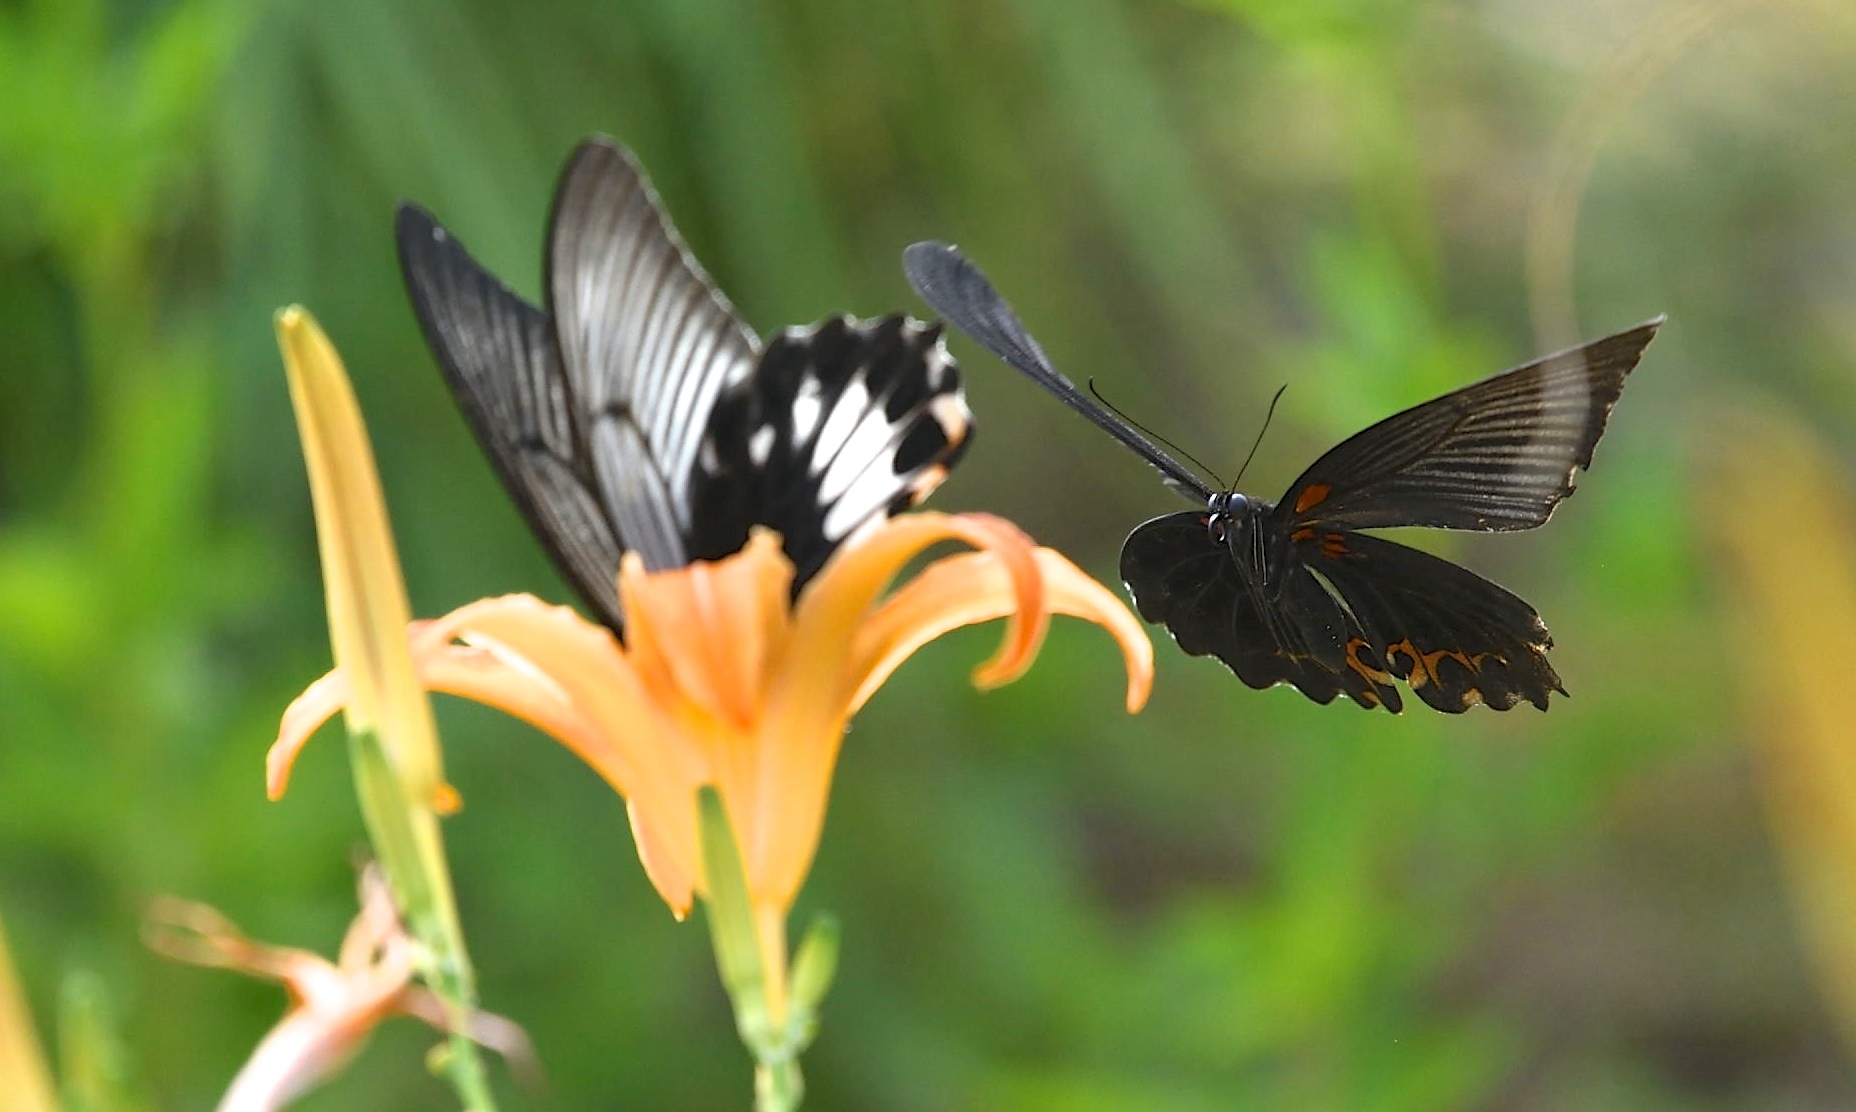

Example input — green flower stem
[756,1060,803,1112]
[788,914,840,1026]
[697,788,840,1112]
[351,728,496,1111]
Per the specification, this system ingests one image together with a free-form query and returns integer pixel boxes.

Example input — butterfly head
[1205,490,1250,544]
[1206,490,1288,586]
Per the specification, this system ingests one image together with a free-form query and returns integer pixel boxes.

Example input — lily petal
[433,597,708,902]
[271,501,1156,941]
[216,1002,383,1112]
[621,530,791,734]
[272,669,351,800]
[755,512,1046,909]
[394,988,544,1091]
[270,594,712,912]
[277,308,443,799]
[271,605,607,803]
[150,871,535,1112]
[849,547,1155,714]
[147,878,412,1112]
[619,532,792,837]
[629,799,697,919]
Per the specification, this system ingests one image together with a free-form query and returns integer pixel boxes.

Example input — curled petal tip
[270,669,351,801]
[1123,660,1153,714]
[952,515,1048,691]
[968,640,1037,692]
[1021,548,1151,713]
[432,783,463,815]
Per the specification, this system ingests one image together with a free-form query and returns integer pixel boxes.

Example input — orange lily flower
[146,870,536,1112]
[273,513,1151,1020]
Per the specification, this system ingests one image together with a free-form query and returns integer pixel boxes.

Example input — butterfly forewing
[396,203,630,631]
[545,141,762,572]
[1280,319,1662,532]
[903,242,1213,497]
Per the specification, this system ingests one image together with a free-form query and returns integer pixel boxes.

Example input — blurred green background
[6,0,1856,1108]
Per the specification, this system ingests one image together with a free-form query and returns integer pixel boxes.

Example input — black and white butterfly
[903,241,1661,713]
[393,138,973,634]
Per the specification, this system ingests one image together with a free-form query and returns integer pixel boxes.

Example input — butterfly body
[1198,491,1280,585]
[396,138,972,635]
[903,240,1661,713]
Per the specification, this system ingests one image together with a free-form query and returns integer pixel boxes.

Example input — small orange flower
[273,513,1151,1018]
[146,870,535,1112]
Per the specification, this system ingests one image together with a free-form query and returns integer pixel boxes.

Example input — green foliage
[3,0,1854,1109]
[60,971,151,1112]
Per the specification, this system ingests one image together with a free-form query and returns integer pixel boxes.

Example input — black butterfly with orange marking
[903,242,1661,713]
[393,137,972,635]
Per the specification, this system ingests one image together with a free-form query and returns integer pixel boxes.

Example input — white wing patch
[748,424,775,467]
[818,404,899,504]
[824,474,899,540]
[792,374,824,444]
[923,344,952,389]
[811,376,871,476]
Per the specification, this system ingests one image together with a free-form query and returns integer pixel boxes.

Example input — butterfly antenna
[1230,384,1288,492]
[1086,379,1224,489]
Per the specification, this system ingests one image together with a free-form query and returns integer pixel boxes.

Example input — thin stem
[351,730,497,1111]
[698,788,828,1112]
[756,906,790,1030]
[755,1059,804,1112]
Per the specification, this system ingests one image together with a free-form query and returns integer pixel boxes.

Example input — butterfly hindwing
[1119,513,1400,711]
[399,137,973,636]
[1119,512,1311,694]
[690,313,972,586]
[1280,319,1662,532]
[1120,509,1561,713]
[1301,529,1563,712]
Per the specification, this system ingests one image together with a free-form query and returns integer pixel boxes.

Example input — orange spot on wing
[906,464,950,506]
[1386,637,1486,689]
[1345,637,1391,684]
[1294,483,1331,515]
